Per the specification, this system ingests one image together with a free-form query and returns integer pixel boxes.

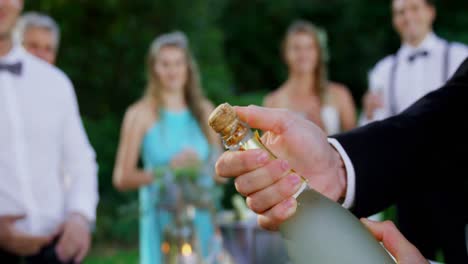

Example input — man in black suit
[215,58,468,263]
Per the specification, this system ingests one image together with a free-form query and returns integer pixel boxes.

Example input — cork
[208,103,238,136]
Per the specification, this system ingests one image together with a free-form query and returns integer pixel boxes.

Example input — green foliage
[24,0,468,250]
[85,247,139,264]
[82,116,139,244]
[220,0,394,99]
[221,0,468,100]
[26,0,231,118]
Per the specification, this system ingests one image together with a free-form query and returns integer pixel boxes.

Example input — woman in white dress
[264,20,356,135]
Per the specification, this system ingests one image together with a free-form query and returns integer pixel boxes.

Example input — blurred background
[23,0,468,262]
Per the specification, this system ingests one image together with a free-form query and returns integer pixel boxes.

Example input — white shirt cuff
[327,138,356,209]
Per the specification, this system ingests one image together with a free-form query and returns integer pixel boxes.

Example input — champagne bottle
[208,103,396,264]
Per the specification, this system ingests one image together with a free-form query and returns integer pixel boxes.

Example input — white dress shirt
[367,33,468,120]
[327,139,355,209]
[339,33,468,205]
[0,46,98,236]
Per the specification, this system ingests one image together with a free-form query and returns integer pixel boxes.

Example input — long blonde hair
[144,31,210,140]
[282,20,329,102]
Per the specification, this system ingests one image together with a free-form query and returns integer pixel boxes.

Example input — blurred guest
[113,31,221,264]
[0,1,98,264]
[264,20,356,135]
[363,0,468,122]
[361,0,468,261]
[14,11,59,64]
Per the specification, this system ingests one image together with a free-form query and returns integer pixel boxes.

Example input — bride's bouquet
[153,164,221,211]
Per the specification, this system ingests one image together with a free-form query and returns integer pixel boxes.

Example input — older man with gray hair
[0,1,98,263]
[14,11,60,64]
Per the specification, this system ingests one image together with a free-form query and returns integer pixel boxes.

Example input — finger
[74,241,89,263]
[56,244,78,263]
[215,149,270,178]
[184,148,197,155]
[171,158,179,168]
[4,214,26,223]
[31,234,54,247]
[234,159,290,196]
[371,94,384,108]
[171,155,183,168]
[55,233,71,262]
[360,219,423,261]
[258,197,297,231]
[235,105,296,134]
[361,219,404,250]
[180,150,189,159]
[246,173,303,214]
[14,232,53,255]
[375,93,384,104]
[14,230,53,246]
[55,240,66,262]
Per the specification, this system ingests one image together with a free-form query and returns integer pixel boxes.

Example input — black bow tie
[408,50,429,63]
[0,62,23,75]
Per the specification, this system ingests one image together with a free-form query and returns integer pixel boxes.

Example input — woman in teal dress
[113,31,223,263]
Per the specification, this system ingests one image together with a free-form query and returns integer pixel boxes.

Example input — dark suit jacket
[334,58,468,263]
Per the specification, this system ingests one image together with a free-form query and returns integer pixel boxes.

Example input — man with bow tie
[361,0,468,261]
[363,0,468,120]
[0,1,98,263]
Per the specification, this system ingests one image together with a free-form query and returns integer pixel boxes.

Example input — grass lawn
[84,245,139,264]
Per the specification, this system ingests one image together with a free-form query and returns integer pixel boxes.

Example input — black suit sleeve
[333,58,468,218]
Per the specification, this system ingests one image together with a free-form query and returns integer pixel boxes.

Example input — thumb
[361,218,425,262]
[235,105,296,134]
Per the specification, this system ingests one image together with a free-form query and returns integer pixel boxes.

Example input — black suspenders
[388,54,400,116]
[388,42,452,116]
[442,41,452,82]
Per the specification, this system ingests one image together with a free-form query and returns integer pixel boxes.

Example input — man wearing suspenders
[362,0,468,261]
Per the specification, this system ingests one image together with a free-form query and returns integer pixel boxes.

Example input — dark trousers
[0,240,74,264]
